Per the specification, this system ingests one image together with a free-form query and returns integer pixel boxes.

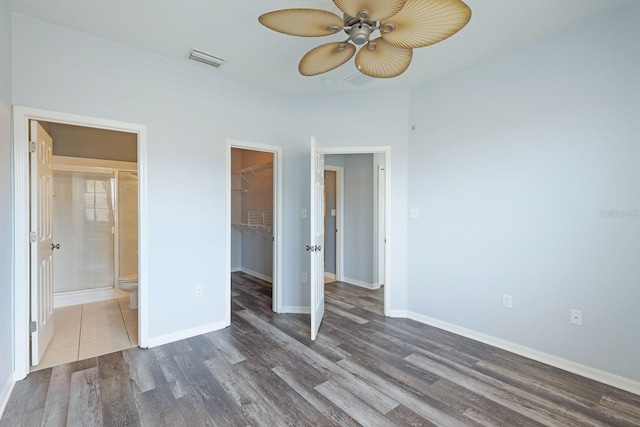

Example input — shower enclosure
[52,167,138,301]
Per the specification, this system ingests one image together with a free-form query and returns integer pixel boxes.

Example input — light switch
[331,209,336,217]
[301,209,307,218]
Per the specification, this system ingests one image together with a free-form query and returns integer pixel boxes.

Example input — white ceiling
[10,0,638,94]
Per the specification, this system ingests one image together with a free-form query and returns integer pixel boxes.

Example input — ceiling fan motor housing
[350,24,372,45]
[344,14,375,45]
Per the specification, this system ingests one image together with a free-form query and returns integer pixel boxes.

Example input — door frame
[12,106,148,380]
[317,146,391,316]
[323,165,344,282]
[375,163,386,287]
[226,139,283,322]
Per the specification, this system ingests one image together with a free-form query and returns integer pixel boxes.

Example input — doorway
[323,166,343,283]
[226,139,283,324]
[309,144,390,341]
[324,153,387,290]
[12,106,148,380]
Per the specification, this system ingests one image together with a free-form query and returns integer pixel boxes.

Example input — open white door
[309,137,325,340]
[30,121,55,366]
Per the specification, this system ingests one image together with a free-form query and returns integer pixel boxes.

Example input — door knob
[51,243,60,250]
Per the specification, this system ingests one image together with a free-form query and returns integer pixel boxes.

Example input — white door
[309,137,325,340]
[30,121,55,366]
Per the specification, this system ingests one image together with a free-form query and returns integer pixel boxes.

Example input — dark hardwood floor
[2,271,640,426]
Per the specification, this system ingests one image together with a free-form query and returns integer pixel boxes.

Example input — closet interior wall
[230,148,274,281]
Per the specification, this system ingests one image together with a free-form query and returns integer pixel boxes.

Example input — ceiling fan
[258,0,472,79]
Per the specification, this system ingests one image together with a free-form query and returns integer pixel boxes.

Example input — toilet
[118,274,138,309]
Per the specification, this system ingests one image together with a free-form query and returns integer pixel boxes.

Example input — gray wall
[49,122,137,162]
[324,170,336,275]
[326,154,375,285]
[0,0,12,400]
[407,3,640,381]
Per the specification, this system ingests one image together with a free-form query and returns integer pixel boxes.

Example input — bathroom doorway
[33,122,139,370]
[226,139,283,323]
[12,106,148,379]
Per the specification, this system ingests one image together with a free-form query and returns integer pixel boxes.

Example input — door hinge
[29,141,36,153]
[30,321,37,333]
[29,231,37,243]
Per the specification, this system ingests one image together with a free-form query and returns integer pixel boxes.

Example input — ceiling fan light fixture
[349,24,372,45]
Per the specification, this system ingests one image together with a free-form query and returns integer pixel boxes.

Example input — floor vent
[187,48,225,68]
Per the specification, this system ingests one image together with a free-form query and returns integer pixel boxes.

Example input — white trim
[12,106,149,379]
[241,268,272,284]
[281,306,311,314]
[230,267,241,273]
[226,139,283,319]
[53,287,127,308]
[317,146,391,316]
[343,277,379,290]
[406,311,640,396]
[146,321,227,348]
[324,165,344,282]
[0,376,16,420]
[387,310,409,318]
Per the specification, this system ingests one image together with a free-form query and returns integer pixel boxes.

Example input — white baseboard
[387,309,409,318]
[145,320,228,348]
[324,272,336,281]
[281,306,311,314]
[54,287,128,308]
[406,311,640,396]
[241,268,272,283]
[343,277,379,290]
[230,267,241,273]
[0,374,15,420]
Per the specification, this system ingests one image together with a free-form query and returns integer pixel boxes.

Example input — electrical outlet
[502,294,512,309]
[301,273,308,283]
[409,208,419,219]
[301,209,308,218]
[570,309,583,326]
[195,286,203,297]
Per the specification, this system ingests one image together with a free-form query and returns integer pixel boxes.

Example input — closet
[231,148,274,283]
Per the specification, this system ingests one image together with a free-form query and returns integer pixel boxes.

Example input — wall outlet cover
[502,294,512,309]
[571,308,583,326]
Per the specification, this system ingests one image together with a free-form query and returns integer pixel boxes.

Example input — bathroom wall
[50,122,137,162]
[118,171,138,278]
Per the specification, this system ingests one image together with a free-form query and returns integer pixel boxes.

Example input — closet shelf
[232,161,273,184]
[232,210,273,235]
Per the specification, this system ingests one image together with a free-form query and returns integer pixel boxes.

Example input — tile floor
[31,296,138,371]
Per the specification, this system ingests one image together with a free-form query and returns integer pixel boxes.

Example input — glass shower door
[52,170,116,293]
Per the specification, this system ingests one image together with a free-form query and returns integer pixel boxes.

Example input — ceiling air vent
[344,72,374,87]
[187,48,225,68]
